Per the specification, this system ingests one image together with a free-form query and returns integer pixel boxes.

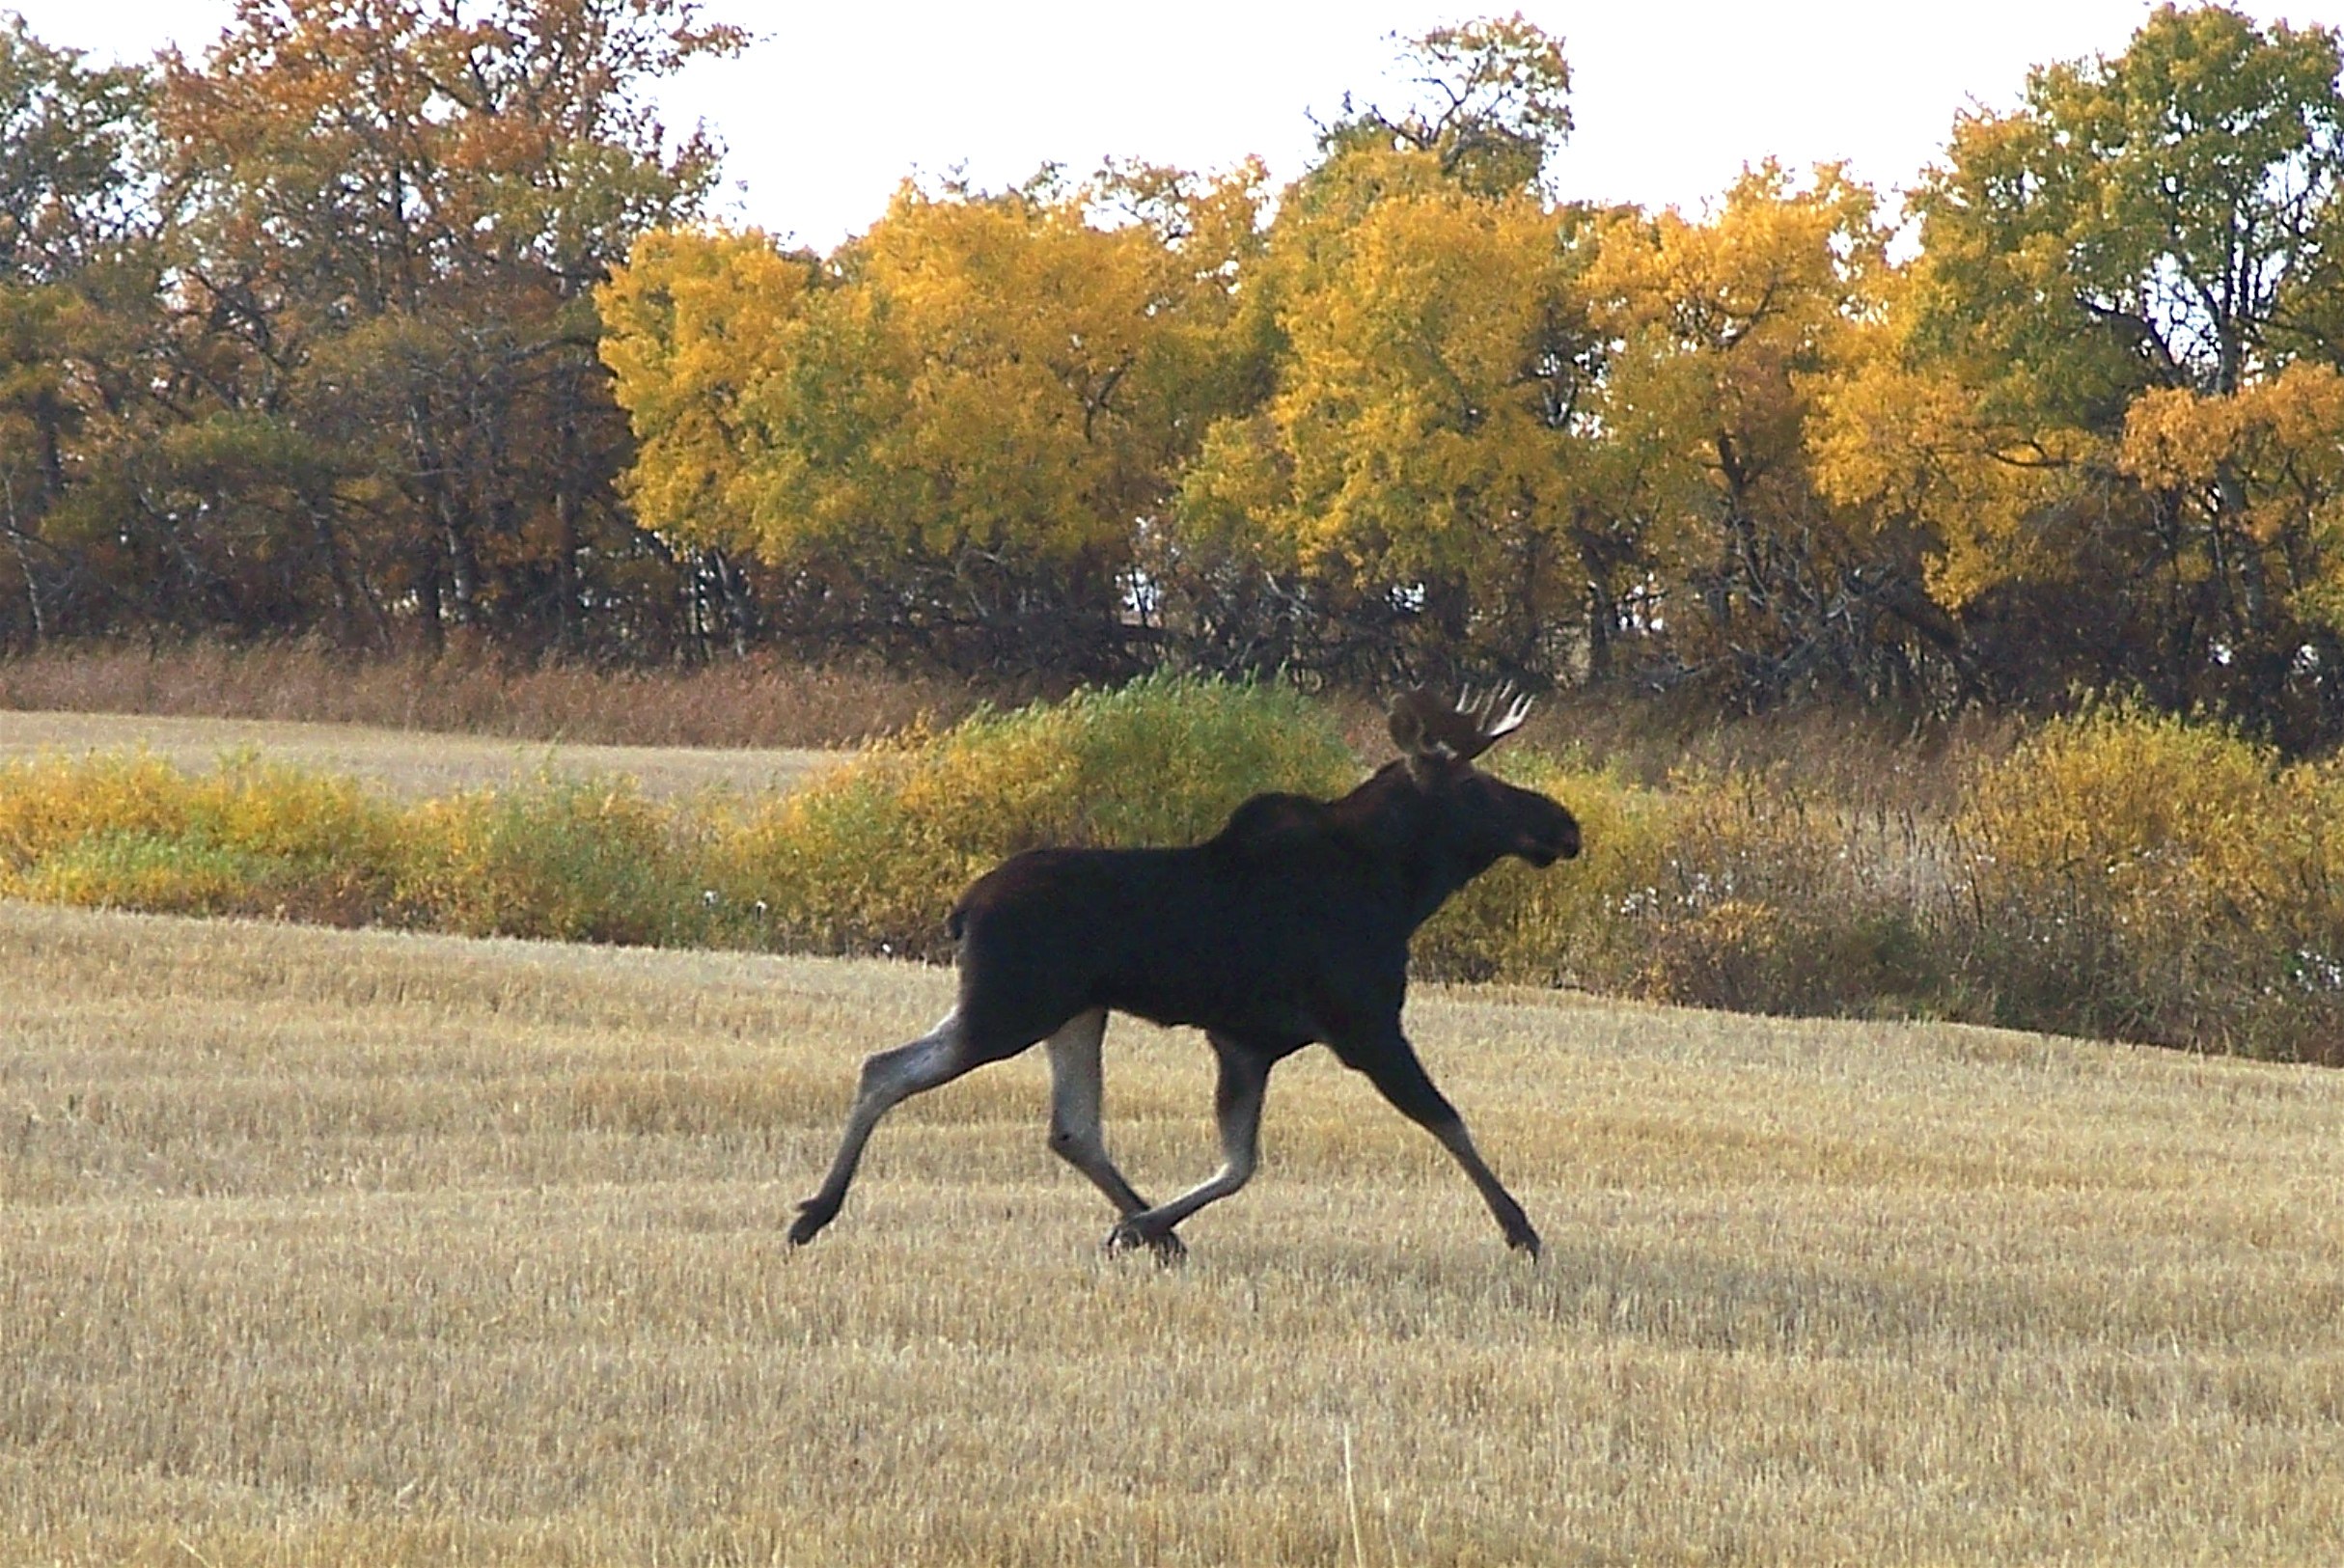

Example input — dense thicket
[8,5,2344,744]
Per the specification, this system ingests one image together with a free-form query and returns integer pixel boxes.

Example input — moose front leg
[1337,1028,1542,1257]
[1106,1032,1271,1262]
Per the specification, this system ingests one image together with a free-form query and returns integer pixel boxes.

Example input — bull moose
[786,686,1581,1258]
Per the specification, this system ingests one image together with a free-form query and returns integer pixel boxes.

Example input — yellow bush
[0,754,194,869]
[702,676,1359,956]
[1415,756,1681,984]
[0,752,402,921]
[1953,704,2344,1056]
[1960,706,2297,920]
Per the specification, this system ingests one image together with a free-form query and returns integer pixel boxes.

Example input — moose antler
[1388,684,1534,762]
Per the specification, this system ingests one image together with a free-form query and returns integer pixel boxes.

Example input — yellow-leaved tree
[594,228,818,562]
[1174,145,1608,679]
[2118,363,2344,637]
[1586,163,1961,705]
[600,163,1269,672]
[1169,16,1601,681]
[1813,3,2344,740]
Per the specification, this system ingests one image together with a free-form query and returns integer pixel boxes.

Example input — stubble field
[4,899,2341,1565]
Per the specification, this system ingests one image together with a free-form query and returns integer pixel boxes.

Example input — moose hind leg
[788,1009,989,1246]
[1044,1008,1151,1218]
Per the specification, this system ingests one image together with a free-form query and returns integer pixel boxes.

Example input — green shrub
[395,776,703,947]
[14,829,273,916]
[1620,771,1948,1017]
[703,675,1359,956]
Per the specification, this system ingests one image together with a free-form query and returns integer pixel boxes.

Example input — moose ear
[1387,689,1459,784]
[1387,689,1452,758]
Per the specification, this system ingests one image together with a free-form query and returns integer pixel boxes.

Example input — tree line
[7,5,2344,746]
[2,0,745,661]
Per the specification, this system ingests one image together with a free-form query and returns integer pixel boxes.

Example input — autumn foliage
[6,4,2344,746]
[3,0,745,660]
[6,682,2341,1059]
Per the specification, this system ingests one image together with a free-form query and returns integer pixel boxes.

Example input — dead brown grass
[0,642,985,750]
[3,902,2339,1565]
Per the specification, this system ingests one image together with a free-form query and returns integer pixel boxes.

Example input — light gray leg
[1107,1036,1268,1260]
[1044,1008,1151,1218]
[788,1010,979,1245]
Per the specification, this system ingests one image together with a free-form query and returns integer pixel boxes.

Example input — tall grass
[1419,756,1950,1019]
[0,640,983,748]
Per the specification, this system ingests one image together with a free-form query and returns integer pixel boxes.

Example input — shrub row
[0,751,694,944]
[3,682,2338,1062]
[0,677,1356,957]
[703,674,1359,957]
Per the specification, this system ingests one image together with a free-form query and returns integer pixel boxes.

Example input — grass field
[0,710,840,799]
[4,901,2341,1565]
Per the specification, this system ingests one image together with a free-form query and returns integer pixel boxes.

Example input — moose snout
[1517,809,1581,867]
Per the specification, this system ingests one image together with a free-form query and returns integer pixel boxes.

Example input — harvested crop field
[3,900,2340,1565]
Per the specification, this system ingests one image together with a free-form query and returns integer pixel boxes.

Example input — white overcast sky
[10,2,2339,247]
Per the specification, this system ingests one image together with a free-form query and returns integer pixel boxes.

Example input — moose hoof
[1505,1224,1543,1260]
[786,1200,833,1248]
[1105,1220,1188,1264]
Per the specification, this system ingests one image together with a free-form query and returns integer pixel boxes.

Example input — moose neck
[1338,763,1504,934]
[1398,837,1503,932]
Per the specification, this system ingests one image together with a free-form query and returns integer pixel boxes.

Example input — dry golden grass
[0,710,840,800]
[4,900,2341,1566]
[0,642,982,750]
